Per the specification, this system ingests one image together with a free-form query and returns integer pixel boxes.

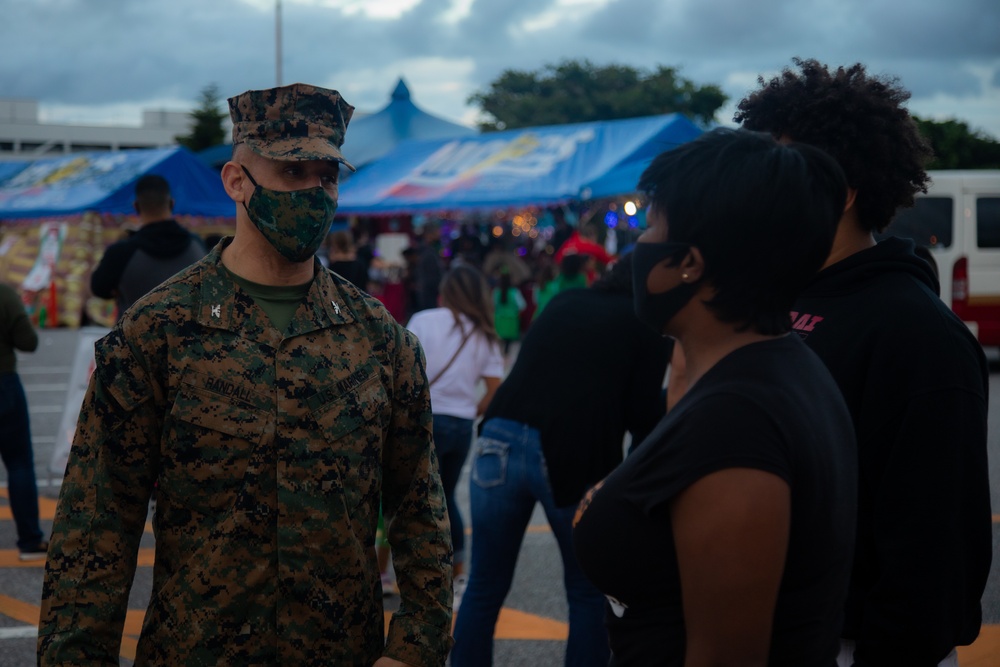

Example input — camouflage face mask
[241,165,338,263]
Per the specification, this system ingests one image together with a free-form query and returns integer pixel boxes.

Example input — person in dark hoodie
[90,174,207,318]
[735,58,991,667]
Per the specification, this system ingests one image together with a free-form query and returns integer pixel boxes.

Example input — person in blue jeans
[406,265,503,594]
[0,281,47,560]
[451,254,672,667]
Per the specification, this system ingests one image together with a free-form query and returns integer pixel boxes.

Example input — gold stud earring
[681,273,689,280]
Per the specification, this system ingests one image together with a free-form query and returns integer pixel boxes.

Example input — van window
[976,198,1000,248]
[882,197,953,248]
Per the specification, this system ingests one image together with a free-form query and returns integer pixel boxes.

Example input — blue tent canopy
[195,79,475,172]
[339,79,477,170]
[0,147,233,219]
[337,113,702,215]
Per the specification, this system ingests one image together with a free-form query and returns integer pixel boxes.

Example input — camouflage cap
[228,83,356,171]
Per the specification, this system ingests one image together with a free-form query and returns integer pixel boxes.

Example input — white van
[880,170,1000,347]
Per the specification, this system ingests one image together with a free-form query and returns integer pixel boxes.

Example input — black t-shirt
[573,335,857,667]
[482,287,672,507]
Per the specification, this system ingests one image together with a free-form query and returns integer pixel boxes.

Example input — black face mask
[631,241,700,335]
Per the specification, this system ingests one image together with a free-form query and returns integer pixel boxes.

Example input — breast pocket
[163,380,270,516]
[311,368,388,523]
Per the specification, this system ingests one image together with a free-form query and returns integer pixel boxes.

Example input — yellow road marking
[957,625,1000,665]
[493,608,568,640]
[0,594,39,627]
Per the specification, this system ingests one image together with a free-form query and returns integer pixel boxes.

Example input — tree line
[178,62,1000,169]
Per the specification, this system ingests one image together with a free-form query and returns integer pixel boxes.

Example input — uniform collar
[195,237,356,343]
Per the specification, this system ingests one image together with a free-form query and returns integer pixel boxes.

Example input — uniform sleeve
[852,387,992,667]
[380,325,454,666]
[37,328,160,665]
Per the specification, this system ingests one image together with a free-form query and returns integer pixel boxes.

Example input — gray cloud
[1,0,997,135]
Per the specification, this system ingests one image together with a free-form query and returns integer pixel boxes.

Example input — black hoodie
[90,219,207,318]
[792,237,991,666]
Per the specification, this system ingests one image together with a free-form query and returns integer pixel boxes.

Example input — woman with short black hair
[573,128,858,667]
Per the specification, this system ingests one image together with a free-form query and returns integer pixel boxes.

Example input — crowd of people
[0,57,988,667]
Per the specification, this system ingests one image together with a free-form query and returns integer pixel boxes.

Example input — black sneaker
[19,541,49,562]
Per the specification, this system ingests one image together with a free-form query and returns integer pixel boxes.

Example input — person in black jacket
[90,174,207,319]
[451,252,672,667]
[736,58,992,667]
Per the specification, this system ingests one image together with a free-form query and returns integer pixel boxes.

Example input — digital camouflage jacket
[38,240,453,666]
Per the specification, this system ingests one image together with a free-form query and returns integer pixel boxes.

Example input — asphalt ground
[2,328,1000,666]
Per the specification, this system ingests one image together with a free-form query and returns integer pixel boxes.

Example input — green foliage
[176,84,227,152]
[913,116,1000,169]
[469,60,727,132]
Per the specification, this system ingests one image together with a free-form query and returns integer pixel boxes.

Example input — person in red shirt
[553,224,614,280]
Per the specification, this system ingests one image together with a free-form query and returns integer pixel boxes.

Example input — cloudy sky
[4,0,999,138]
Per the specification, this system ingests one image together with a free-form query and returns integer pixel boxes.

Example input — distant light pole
[276,0,283,87]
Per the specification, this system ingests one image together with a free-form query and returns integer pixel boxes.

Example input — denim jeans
[451,418,610,667]
[0,372,44,550]
[433,413,474,566]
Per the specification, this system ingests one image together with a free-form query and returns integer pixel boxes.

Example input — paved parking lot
[2,328,999,665]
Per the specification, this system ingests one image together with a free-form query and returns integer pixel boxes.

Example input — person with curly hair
[736,58,992,667]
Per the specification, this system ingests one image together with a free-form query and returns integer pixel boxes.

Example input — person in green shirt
[533,253,588,321]
[493,269,526,355]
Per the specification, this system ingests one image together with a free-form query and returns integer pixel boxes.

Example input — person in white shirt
[407,265,504,599]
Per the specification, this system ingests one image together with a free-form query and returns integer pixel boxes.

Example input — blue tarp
[0,147,233,219]
[337,113,702,215]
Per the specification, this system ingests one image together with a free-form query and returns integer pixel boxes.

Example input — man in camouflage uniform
[38,83,454,666]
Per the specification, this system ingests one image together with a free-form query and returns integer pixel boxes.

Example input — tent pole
[275,0,283,87]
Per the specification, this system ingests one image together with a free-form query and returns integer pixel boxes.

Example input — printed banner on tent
[0,147,234,218]
[383,129,597,200]
[338,113,703,214]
